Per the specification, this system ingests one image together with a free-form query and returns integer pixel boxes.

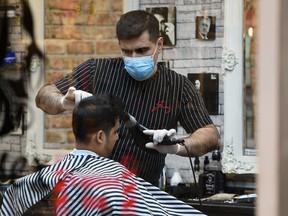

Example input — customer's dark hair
[72,94,124,143]
[116,10,160,43]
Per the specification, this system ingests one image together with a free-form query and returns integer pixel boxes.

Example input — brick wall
[44,0,123,149]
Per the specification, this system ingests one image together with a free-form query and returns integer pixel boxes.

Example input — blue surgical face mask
[122,46,158,81]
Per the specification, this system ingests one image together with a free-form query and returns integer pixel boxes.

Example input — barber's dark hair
[116,10,160,43]
[72,94,124,143]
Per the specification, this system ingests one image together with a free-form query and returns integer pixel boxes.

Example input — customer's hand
[143,129,180,154]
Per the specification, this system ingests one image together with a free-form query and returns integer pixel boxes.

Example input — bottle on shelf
[159,166,167,191]
[3,42,16,65]
[197,155,210,198]
[193,157,200,183]
[203,155,210,171]
[170,168,183,186]
[204,150,225,195]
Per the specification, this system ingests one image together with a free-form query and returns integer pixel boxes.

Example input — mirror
[221,0,258,174]
[26,0,258,174]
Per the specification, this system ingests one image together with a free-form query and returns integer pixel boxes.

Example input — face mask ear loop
[153,42,159,57]
[151,43,159,69]
[120,50,125,59]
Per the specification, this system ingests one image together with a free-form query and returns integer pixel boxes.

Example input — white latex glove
[143,129,180,154]
[60,87,92,111]
[74,89,93,105]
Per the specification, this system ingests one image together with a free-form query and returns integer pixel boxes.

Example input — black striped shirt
[55,58,212,184]
[0,154,205,215]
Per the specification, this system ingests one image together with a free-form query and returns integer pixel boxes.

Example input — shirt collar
[70,149,99,157]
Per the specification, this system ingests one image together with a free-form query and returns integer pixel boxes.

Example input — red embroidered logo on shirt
[151,100,171,114]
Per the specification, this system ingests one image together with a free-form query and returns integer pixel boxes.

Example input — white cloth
[1,153,205,216]
[70,149,99,157]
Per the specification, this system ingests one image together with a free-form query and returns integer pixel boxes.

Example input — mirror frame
[26,0,47,165]
[221,0,258,174]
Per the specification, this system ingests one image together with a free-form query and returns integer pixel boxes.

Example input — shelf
[0,63,25,81]
[185,199,255,216]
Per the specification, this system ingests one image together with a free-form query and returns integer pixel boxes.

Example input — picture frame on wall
[188,73,219,115]
[195,16,216,41]
[146,6,176,47]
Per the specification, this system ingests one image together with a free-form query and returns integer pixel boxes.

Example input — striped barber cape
[1,154,205,216]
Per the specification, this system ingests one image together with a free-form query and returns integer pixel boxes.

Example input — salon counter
[165,181,256,216]
[184,199,255,216]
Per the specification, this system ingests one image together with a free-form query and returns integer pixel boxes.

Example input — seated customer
[1,94,204,215]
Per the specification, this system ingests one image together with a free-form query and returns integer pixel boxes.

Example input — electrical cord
[180,141,203,211]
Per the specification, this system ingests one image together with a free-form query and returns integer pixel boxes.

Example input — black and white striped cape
[1,154,205,215]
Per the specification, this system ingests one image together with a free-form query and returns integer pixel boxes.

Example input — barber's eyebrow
[121,46,150,54]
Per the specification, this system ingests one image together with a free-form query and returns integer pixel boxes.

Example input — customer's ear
[91,130,106,145]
